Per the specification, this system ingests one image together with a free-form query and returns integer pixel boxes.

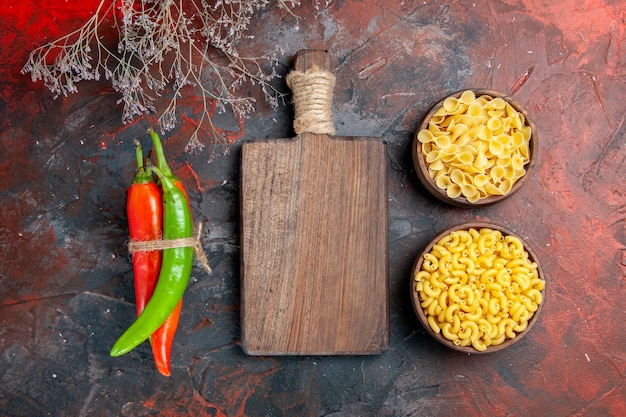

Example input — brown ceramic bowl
[410,222,545,354]
[412,89,537,207]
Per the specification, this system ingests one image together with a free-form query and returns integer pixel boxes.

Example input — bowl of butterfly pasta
[411,223,546,353]
[413,89,537,207]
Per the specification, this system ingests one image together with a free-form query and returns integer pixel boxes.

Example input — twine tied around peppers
[286,65,336,135]
[128,222,212,274]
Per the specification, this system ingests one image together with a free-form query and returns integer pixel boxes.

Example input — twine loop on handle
[128,222,212,274]
[286,65,336,135]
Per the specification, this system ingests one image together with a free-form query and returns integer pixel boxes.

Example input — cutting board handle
[286,49,336,135]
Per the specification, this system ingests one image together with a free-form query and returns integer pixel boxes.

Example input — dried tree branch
[22,0,301,149]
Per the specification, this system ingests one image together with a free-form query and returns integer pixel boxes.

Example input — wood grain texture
[292,48,332,75]
[240,50,389,355]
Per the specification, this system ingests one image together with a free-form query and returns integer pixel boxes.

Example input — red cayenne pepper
[127,140,162,318]
[150,300,182,376]
[128,140,180,376]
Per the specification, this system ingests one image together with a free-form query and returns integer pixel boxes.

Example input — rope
[286,65,336,135]
[128,222,212,274]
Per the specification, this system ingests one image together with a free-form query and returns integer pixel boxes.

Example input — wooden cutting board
[240,50,388,355]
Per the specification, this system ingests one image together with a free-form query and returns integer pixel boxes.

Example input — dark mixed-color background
[1,1,625,416]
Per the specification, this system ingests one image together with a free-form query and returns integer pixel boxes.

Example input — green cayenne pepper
[110,166,194,357]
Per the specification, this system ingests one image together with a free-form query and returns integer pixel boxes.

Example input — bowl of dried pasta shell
[412,89,537,207]
[410,222,546,353]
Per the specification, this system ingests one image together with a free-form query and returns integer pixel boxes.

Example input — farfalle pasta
[417,90,532,202]
[414,227,545,351]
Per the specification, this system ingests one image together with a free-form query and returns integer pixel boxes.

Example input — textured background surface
[1,1,625,416]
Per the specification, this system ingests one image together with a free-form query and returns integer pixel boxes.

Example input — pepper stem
[148,128,174,179]
[132,139,152,184]
[150,166,176,192]
[134,139,145,175]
